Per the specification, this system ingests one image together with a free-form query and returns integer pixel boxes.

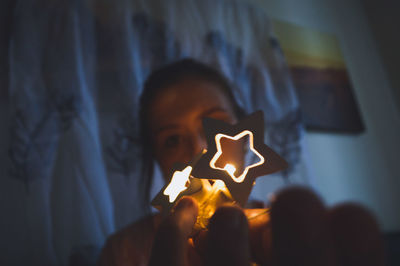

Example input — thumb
[149,197,198,266]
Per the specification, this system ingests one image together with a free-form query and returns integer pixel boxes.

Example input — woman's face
[148,78,238,181]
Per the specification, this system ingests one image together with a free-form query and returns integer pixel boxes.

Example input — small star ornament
[163,166,193,203]
[151,153,205,213]
[191,111,288,206]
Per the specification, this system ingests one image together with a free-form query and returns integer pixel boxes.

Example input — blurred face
[148,78,238,181]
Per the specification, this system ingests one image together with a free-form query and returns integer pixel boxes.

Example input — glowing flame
[163,166,192,203]
[209,130,265,183]
[224,164,236,176]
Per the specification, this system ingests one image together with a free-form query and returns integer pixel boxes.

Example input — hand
[149,187,385,266]
[149,196,250,266]
[148,196,201,266]
[249,187,385,266]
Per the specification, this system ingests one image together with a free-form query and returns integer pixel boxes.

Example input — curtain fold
[1,0,313,265]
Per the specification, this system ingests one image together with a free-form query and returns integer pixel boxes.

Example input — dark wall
[362,0,400,112]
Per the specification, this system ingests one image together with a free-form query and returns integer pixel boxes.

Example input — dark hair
[138,58,246,206]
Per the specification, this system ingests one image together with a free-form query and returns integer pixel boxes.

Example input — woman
[98,59,384,266]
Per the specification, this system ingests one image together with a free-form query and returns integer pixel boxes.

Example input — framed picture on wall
[271,19,365,134]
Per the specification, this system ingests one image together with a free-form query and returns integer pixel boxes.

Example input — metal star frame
[191,111,288,206]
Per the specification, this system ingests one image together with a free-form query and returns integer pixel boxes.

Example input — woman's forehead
[148,79,236,128]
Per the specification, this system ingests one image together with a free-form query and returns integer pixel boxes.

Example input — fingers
[270,187,336,266]
[269,187,385,266]
[328,204,385,266]
[172,197,199,237]
[205,206,250,266]
[149,197,198,266]
[245,209,272,264]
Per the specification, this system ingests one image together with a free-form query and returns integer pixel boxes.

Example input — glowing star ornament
[151,162,201,213]
[209,130,264,183]
[191,111,288,206]
[163,166,192,203]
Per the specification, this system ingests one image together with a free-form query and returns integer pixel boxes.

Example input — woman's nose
[188,133,207,159]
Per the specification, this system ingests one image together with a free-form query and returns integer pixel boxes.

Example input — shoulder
[98,214,162,266]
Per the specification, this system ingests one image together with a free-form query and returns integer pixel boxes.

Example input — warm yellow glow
[213,180,226,190]
[209,130,265,183]
[163,166,192,203]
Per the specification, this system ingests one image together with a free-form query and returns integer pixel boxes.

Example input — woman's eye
[164,135,181,149]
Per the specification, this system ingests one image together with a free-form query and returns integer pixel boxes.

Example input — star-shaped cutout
[191,111,288,206]
[210,130,264,183]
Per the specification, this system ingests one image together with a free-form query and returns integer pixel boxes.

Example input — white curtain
[0,0,313,265]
